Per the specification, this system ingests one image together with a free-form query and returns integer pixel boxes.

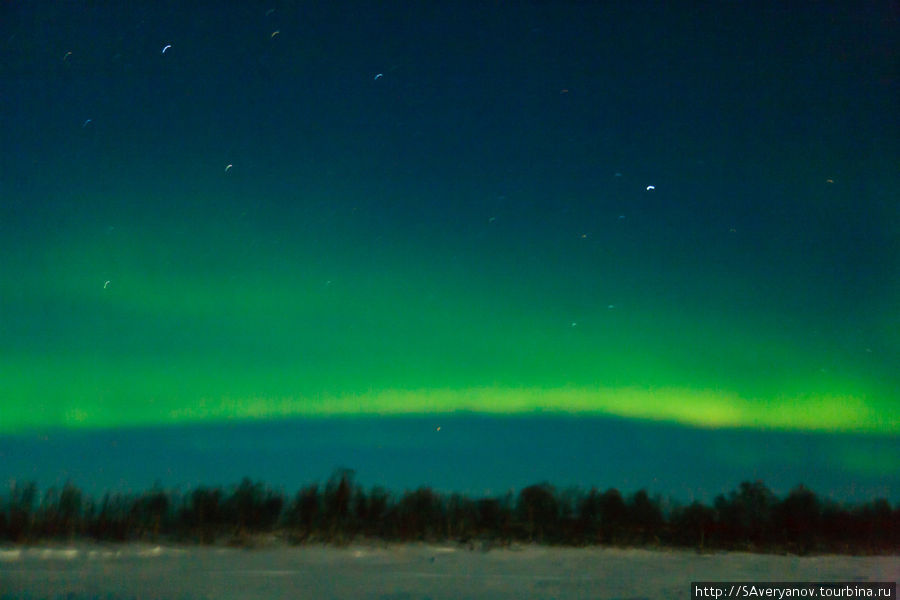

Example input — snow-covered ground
[0,543,896,599]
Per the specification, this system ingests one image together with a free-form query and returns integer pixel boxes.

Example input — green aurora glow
[2,191,896,435]
[1,2,897,439]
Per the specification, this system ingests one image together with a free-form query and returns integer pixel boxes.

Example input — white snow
[0,543,895,599]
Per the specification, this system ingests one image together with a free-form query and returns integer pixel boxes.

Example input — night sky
[1,2,897,501]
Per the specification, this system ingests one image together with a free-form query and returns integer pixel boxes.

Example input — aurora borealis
[3,180,894,434]
[0,2,897,499]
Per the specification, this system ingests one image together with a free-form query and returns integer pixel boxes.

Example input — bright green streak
[2,199,897,434]
[1,358,885,433]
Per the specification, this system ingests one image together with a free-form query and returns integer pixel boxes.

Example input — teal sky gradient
[2,180,896,433]
[1,2,898,453]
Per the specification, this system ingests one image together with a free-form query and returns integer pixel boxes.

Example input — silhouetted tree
[58,482,83,538]
[715,481,776,548]
[892,505,900,550]
[225,478,284,538]
[182,487,223,543]
[821,501,854,550]
[446,493,477,541]
[626,490,664,543]
[597,488,627,543]
[557,487,582,543]
[286,483,320,541]
[577,488,603,543]
[35,482,84,539]
[0,474,894,554]
[854,498,893,550]
[322,469,354,541]
[473,494,516,543]
[90,492,138,541]
[397,487,444,540]
[132,487,170,539]
[517,484,558,542]
[671,501,716,549]
[774,485,821,553]
[363,486,391,538]
[37,486,61,538]
[7,481,37,541]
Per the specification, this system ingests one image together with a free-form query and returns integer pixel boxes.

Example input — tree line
[0,472,896,554]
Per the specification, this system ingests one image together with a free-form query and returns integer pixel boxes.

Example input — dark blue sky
[0,1,897,502]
